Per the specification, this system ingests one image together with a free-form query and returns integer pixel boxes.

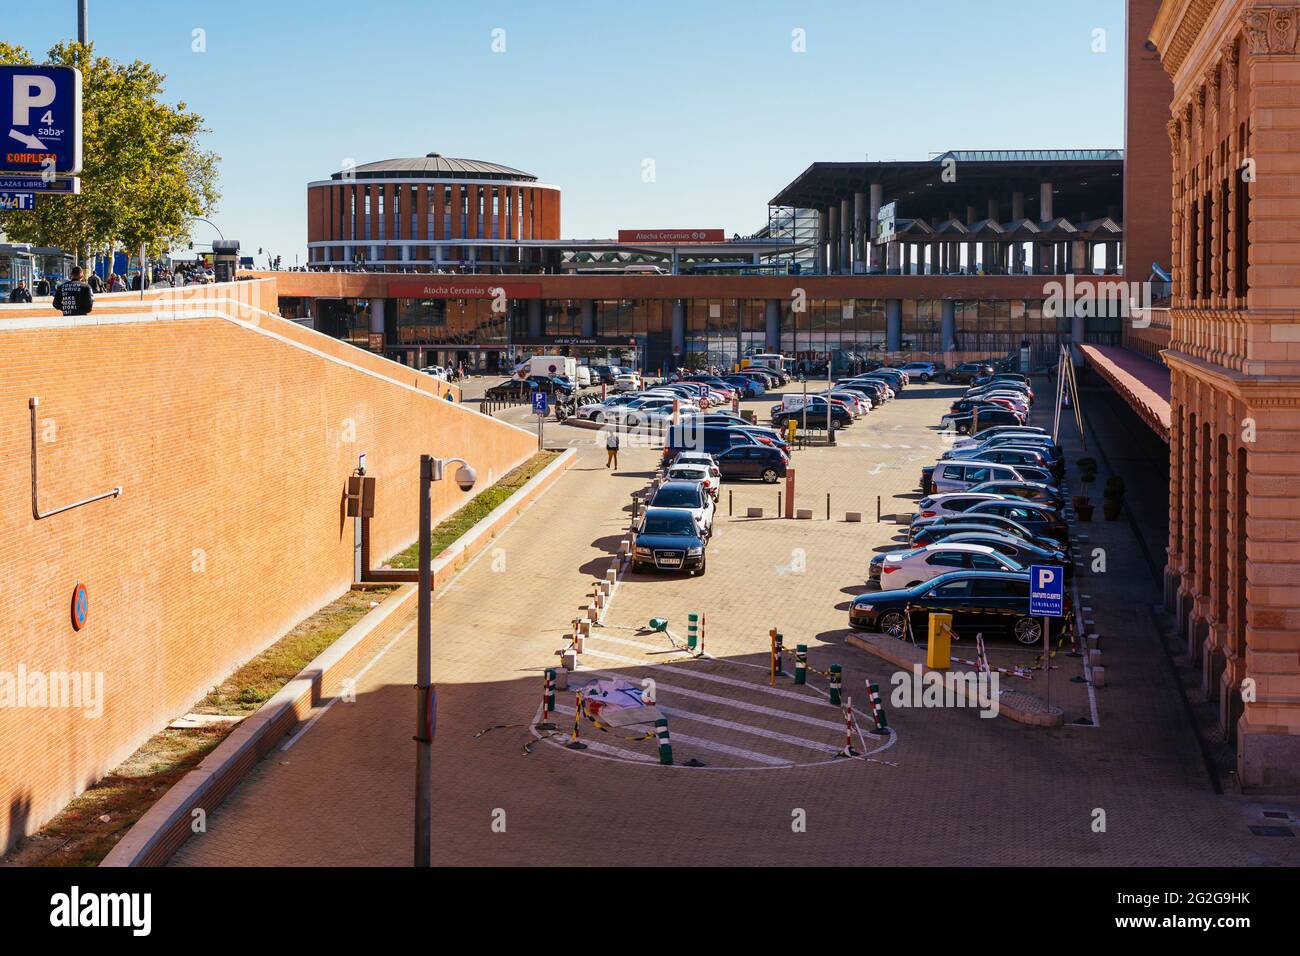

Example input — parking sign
[1028,565,1064,617]
[531,391,548,416]
[1,66,83,176]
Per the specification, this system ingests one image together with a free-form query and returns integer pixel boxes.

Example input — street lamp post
[414,454,476,867]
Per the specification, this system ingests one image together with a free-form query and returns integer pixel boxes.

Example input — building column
[839,198,851,274]
[885,298,902,352]
[987,199,1000,223]
[580,299,595,337]
[671,299,685,355]
[868,183,882,273]
[817,208,829,274]
[1039,182,1054,220]
[1012,191,1025,220]
[853,191,866,271]
[370,297,385,338]
[940,299,956,353]
[527,299,542,339]
[764,298,781,352]
[828,204,840,274]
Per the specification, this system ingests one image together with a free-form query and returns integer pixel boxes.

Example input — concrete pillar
[839,198,851,274]
[765,298,781,352]
[828,204,840,274]
[671,299,685,354]
[1039,182,1053,221]
[941,299,956,353]
[580,299,595,337]
[527,299,542,338]
[853,191,866,270]
[965,205,976,225]
[370,297,385,335]
[885,299,902,352]
[1012,191,1025,220]
[1105,241,1119,274]
[817,208,829,274]
[987,199,1000,223]
[868,183,882,273]
[1071,240,1087,273]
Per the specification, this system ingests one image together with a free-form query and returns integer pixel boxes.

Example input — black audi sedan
[849,570,1072,645]
[631,507,708,575]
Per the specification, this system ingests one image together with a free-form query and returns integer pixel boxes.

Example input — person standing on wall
[605,428,620,470]
[55,266,94,316]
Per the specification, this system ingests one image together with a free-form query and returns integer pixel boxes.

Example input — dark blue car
[632,508,707,575]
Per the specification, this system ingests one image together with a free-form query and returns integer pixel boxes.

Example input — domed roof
[331,153,537,182]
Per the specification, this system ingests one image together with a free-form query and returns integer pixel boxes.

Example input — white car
[648,480,716,535]
[913,492,1007,521]
[899,362,938,382]
[613,372,642,392]
[671,451,721,480]
[666,463,720,499]
[600,396,680,424]
[421,365,447,380]
[868,542,1024,588]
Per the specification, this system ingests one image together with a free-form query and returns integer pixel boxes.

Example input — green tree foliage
[0,41,220,258]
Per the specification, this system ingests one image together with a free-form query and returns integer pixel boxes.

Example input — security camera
[454,464,477,492]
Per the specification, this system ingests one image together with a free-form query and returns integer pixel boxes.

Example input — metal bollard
[795,644,807,685]
[655,717,673,765]
[687,612,699,651]
[829,664,842,705]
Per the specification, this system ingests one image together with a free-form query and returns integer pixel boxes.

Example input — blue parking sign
[531,392,548,416]
[1,66,83,176]
[1028,565,1064,617]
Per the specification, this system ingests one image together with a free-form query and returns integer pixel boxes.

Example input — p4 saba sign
[1,65,83,177]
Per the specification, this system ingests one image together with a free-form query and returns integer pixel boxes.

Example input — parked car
[898,361,938,382]
[913,492,1009,521]
[927,499,1069,544]
[724,374,766,397]
[632,508,708,575]
[924,460,1041,494]
[484,375,573,400]
[940,406,1025,434]
[837,380,889,405]
[945,362,995,383]
[577,394,639,420]
[945,445,1054,474]
[770,398,854,430]
[661,424,761,465]
[666,463,720,500]
[928,530,1072,579]
[869,542,1025,588]
[613,372,643,392]
[713,444,788,482]
[849,571,1072,644]
[951,424,1051,449]
[648,479,716,535]
[908,513,1061,549]
[966,480,1064,507]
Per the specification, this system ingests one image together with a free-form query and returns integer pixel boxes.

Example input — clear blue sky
[12,0,1126,266]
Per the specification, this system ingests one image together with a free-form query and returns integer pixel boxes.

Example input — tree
[0,41,220,261]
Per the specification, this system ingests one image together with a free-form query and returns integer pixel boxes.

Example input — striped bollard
[655,717,673,765]
[538,668,557,730]
[837,697,857,757]
[687,612,699,651]
[698,613,706,655]
[828,664,842,705]
[865,681,889,735]
[567,692,588,749]
[795,644,807,685]
[774,632,785,676]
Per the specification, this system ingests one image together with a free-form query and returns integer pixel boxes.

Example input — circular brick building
[306,152,560,271]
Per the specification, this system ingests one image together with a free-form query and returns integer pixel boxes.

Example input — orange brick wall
[0,293,537,851]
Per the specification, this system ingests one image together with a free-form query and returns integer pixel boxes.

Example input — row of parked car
[850,371,1074,646]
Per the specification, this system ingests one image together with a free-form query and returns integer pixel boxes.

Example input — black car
[835,380,887,405]
[966,480,1065,508]
[714,444,788,482]
[661,424,760,465]
[943,407,1024,435]
[771,399,853,430]
[946,362,995,383]
[932,531,1073,579]
[484,375,573,400]
[942,499,1069,544]
[590,365,618,385]
[849,570,1072,645]
[632,508,707,575]
[909,515,1062,552]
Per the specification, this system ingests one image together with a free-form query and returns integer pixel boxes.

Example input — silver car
[930,459,1032,493]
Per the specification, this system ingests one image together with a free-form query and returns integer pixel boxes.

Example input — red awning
[1078,344,1170,443]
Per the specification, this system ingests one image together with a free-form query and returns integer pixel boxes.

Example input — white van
[575,366,592,387]
[526,355,578,381]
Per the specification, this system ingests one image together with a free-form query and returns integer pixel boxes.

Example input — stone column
[885,299,902,352]
[1040,182,1054,220]
[580,299,595,338]
[370,297,385,345]
[1012,191,1025,220]
[853,191,866,270]
[840,198,852,274]
[527,299,542,339]
[765,298,781,352]
[671,299,685,355]
[828,204,840,274]
[868,183,882,273]
[817,208,829,274]
[940,299,956,353]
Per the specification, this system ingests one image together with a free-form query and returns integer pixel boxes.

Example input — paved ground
[171,376,1300,866]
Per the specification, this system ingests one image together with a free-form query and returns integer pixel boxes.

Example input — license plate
[658,558,681,567]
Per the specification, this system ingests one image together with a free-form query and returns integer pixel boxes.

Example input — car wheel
[920,374,930,382]
[1013,617,1043,645]
[761,468,779,483]
[829,419,841,431]
[878,611,908,640]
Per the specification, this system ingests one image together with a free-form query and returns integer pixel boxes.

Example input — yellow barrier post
[926,613,953,669]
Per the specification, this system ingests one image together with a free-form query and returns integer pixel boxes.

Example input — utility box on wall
[346,475,375,518]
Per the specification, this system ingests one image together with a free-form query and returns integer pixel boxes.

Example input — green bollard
[649,617,669,632]
[655,717,673,765]
[829,664,842,705]
[795,644,807,685]
[687,612,699,650]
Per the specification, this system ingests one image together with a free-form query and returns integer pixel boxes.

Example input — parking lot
[171,372,1299,867]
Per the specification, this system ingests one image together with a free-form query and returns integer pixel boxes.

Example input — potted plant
[1103,475,1126,521]
[1074,457,1098,520]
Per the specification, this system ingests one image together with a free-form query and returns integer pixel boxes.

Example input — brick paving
[171,379,1299,867]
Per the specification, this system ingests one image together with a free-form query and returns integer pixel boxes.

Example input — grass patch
[389,450,559,569]
[1,586,393,868]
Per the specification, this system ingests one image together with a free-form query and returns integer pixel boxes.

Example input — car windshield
[642,514,696,536]
[671,469,707,481]
[654,487,701,507]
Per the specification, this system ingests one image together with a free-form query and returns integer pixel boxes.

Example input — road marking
[666,730,792,766]
[656,663,832,705]
[658,705,839,753]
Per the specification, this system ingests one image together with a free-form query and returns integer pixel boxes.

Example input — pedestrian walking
[54,266,94,316]
[8,281,32,303]
[605,429,620,469]
[34,277,50,297]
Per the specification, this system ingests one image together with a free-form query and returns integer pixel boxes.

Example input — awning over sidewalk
[1078,344,1170,443]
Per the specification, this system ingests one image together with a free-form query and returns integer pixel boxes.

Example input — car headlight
[635,546,652,557]
[687,546,703,556]
[854,604,873,613]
